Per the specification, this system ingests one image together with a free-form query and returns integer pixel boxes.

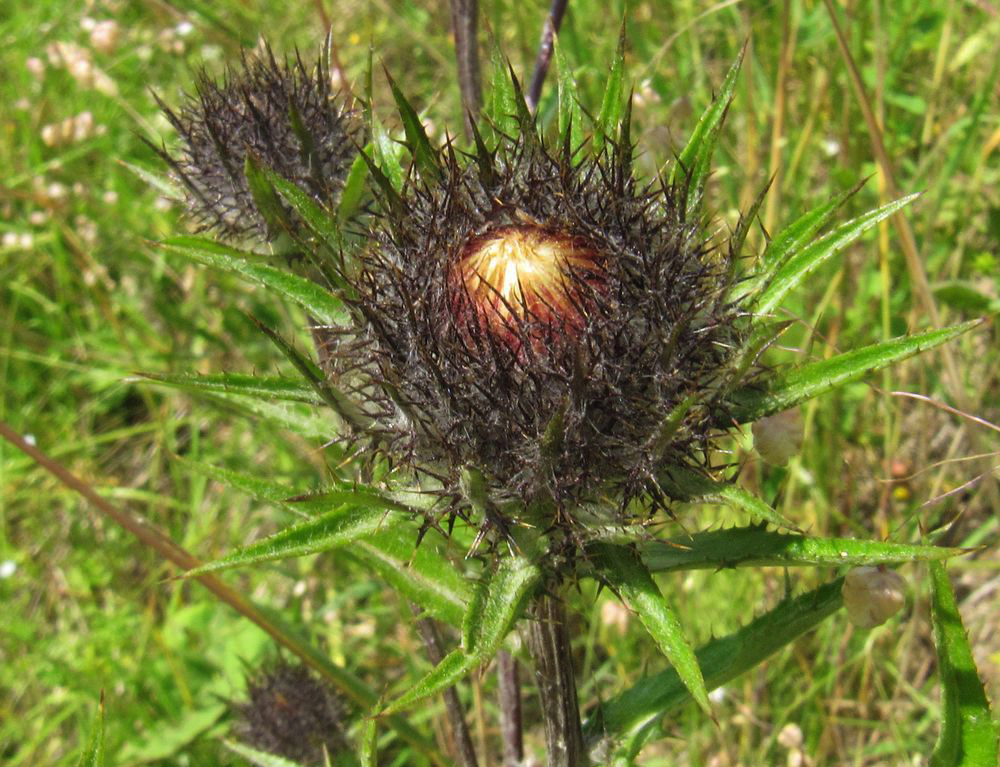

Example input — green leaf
[488,46,518,139]
[463,555,542,654]
[262,168,344,253]
[174,458,309,515]
[199,393,340,442]
[138,372,321,405]
[249,316,371,431]
[371,111,404,193]
[929,561,999,767]
[75,697,105,767]
[382,555,541,714]
[385,68,442,182]
[584,579,844,747]
[161,236,349,326]
[593,22,626,157]
[642,526,965,573]
[352,526,471,628]
[554,34,583,157]
[755,193,919,317]
[591,543,710,715]
[338,151,370,225]
[663,468,798,531]
[757,178,866,281]
[726,321,980,423]
[670,44,744,218]
[244,154,294,237]
[934,281,1000,314]
[184,497,407,577]
[358,713,378,767]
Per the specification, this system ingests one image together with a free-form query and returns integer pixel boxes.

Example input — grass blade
[75,695,106,767]
[592,543,710,715]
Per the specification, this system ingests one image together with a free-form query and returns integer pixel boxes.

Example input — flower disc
[451,224,603,339]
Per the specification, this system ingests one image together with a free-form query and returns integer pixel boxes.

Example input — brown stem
[497,650,524,766]
[526,593,588,767]
[449,0,483,138]
[0,420,446,767]
[526,0,570,112]
[412,606,480,767]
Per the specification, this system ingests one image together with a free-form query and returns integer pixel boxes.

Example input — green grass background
[1,0,998,764]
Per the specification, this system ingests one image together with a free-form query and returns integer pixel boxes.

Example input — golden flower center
[454,225,600,330]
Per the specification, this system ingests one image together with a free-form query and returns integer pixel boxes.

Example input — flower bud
[752,407,804,466]
[842,566,907,628]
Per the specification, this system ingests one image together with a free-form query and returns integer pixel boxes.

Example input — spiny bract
[329,88,750,529]
[157,45,360,242]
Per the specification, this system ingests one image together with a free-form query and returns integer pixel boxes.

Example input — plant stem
[412,607,480,767]
[526,592,588,767]
[526,0,570,112]
[497,651,524,766]
[449,0,482,138]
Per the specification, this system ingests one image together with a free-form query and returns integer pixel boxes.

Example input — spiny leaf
[929,561,998,767]
[462,555,542,654]
[382,555,541,714]
[173,458,304,510]
[670,43,745,218]
[161,236,349,326]
[755,193,919,317]
[760,177,867,275]
[198,392,341,442]
[385,67,442,182]
[338,150,369,225]
[642,526,966,573]
[593,22,626,157]
[244,153,294,237]
[250,316,371,431]
[664,468,798,531]
[488,46,518,140]
[75,696,106,767]
[184,500,406,577]
[353,527,471,628]
[554,33,583,158]
[726,321,980,423]
[358,713,379,767]
[138,372,321,405]
[585,579,844,749]
[262,167,345,255]
[591,543,710,715]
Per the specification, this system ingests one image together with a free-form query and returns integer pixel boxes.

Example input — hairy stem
[449,0,483,138]
[526,593,588,767]
[497,650,524,766]
[526,0,570,112]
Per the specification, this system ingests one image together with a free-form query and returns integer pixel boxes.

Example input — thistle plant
[144,31,996,767]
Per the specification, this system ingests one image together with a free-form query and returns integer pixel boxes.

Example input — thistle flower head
[232,659,349,766]
[333,88,747,529]
[156,44,361,242]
